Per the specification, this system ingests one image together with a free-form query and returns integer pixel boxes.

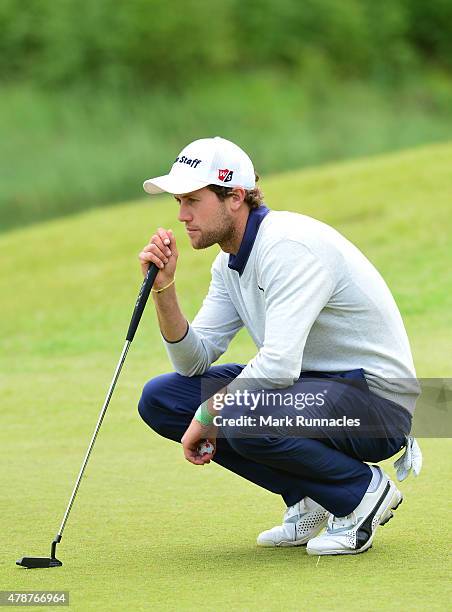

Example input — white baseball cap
[143,136,255,195]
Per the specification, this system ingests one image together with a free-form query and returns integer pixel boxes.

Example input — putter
[17,263,159,568]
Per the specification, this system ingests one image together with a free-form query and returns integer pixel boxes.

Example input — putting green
[1,143,451,610]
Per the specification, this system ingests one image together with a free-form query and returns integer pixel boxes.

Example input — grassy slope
[2,75,452,233]
[0,143,451,611]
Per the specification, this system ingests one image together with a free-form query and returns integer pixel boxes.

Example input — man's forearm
[152,284,188,342]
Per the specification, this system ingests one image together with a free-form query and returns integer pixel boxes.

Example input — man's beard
[192,209,236,250]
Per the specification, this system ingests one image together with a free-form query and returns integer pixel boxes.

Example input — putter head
[16,557,62,569]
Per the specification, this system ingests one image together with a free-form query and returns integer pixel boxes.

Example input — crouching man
[137,136,420,556]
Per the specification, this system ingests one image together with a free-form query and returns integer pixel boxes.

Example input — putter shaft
[57,339,131,537]
[17,263,159,567]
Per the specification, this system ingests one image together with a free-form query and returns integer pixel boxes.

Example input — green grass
[1,143,451,611]
[2,71,452,232]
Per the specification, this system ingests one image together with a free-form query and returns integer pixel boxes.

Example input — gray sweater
[164,210,419,413]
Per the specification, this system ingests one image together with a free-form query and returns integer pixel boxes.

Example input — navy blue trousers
[138,364,411,516]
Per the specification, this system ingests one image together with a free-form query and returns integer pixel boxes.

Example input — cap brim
[143,174,210,196]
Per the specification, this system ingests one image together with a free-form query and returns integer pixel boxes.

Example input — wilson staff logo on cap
[143,136,255,195]
[218,169,234,182]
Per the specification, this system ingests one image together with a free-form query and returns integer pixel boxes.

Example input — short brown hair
[207,173,264,209]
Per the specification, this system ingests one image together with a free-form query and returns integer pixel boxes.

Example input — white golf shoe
[257,497,329,547]
[306,466,403,556]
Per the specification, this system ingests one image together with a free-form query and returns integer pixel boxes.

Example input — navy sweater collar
[228,205,270,276]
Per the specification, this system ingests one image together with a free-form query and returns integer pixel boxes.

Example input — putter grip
[126,263,159,342]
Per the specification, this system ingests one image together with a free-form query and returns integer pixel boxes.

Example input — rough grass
[1,143,451,610]
[2,72,452,232]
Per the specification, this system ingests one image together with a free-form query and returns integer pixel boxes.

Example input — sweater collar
[228,205,270,276]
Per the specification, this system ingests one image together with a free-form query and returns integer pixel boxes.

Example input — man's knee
[137,374,173,437]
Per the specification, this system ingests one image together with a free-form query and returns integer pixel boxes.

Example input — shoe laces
[283,497,311,521]
[327,511,357,532]
[284,503,299,522]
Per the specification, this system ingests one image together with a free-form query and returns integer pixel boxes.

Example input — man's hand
[139,228,178,289]
[181,419,217,465]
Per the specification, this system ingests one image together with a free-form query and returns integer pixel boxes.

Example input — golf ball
[198,440,215,456]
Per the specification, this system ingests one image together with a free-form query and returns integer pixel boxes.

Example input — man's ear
[229,188,246,211]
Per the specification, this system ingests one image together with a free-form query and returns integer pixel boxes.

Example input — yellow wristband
[151,276,175,294]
